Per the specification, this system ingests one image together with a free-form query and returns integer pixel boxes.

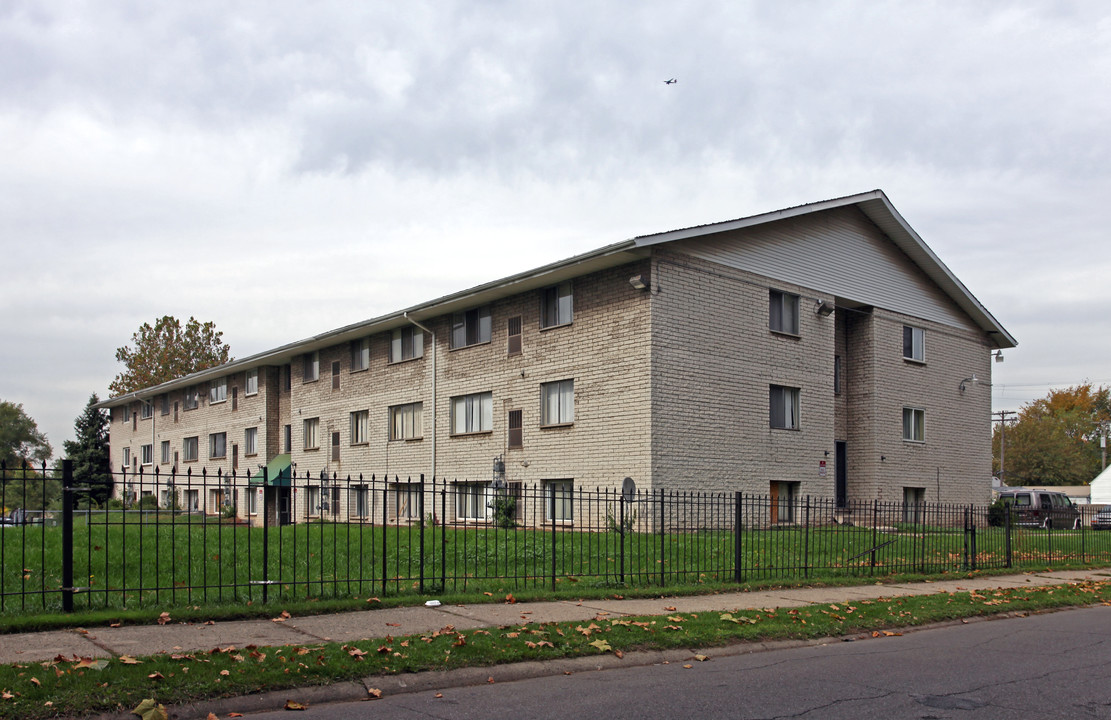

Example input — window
[834,355,842,395]
[390,327,424,362]
[121,447,131,468]
[304,418,319,450]
[390,403,423,440]
[544,480,574,522]
[184,385,200,410]
[770,385,800,430]
[160,394,170,415]
[508,409,523,449]
[456,482,490,521]
[771,481,799,523]
[507,316,522,355]
[246,487,258,515]
[903,326,925,362]
[209,432,227,459]
[283,364,291,391]
[450,307,491,349]
[303,352,319,382]
[541,282,573,329]
[139,401,152,420]
[903,487,925,523]
[245,368,258,396]
[451,392,492,434]
[183,436,199,462]
[122,405,131,422]
[283,424,292,453]
[903,407,925,442]
[393,483,422,520]
[350,338,370,372]
[332,360,341,390]
[209,378,227,403]
[306,486,321,516]
[244,427,258,456]
[351,485,369,518]
[141,444,153,465]
[184,489,199,512]
[769,290,800,335]
[351,410,369,444]
[541,380,575,426]
[160,440,170,464]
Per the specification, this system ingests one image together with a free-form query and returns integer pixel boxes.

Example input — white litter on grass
[425,600,441,607]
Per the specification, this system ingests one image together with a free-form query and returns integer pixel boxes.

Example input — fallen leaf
[284,699,308,710]
[120,656,142,665]
[367,688,382,699]
[147,672,164,680]
[589,639,612,652]
[435,693,444,698]
[683,664,693,669]
[664,606,677,611]
[694,654,710,662]
[615,650,625,659]
[131,698,168,720]
[157,612,171,626]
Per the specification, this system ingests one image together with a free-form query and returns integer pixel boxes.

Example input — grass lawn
[1,579,1109,719]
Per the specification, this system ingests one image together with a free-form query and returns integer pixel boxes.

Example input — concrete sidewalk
[2,568,1106,666]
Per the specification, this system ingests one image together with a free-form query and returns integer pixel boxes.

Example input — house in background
[100,189,1016,525]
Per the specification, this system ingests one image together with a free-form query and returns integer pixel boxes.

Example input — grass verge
[2,578,1111,719]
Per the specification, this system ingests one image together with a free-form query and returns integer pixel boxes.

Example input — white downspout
[403,313,436,481]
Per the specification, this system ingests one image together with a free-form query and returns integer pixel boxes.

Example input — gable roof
[99,189,1014,408]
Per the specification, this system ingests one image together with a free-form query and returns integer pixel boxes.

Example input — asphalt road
[242,606,1111,719]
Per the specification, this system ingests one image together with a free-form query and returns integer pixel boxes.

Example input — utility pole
[993,410,1017,485]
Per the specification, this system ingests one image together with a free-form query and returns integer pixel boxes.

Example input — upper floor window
[209,377,227,404]
[351,410,369,444]
[209,432,227,459]
[451,307,491,349]
[541,282,573,329]
[183,436,199,462]
[351,338,370,372]
[303,352,319,382]
[244,427,258,456]
[160,394,170,415]
[390,402,423,440]
[184,385,200,410]
[390,327,424,362]
[304,418,320,450]
[770,385,800,430]
[507,316,522,355]
[122,404,131,422]
[769,290,800,335]
[245,368,258,396]
[903,326,925,362]
[451,392,492,434]
[903,407,925,442]
[122,447,131,467]
[139,401,153,419]
[541,380,575,426]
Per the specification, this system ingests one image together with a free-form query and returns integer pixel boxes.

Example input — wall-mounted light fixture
[814,299,835,317]
[880,455,886,462]
[959,374,979,393]
[993,350,1004,363]
[629,274,648,291]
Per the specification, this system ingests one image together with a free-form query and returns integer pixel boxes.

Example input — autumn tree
[994,383,1111,486]
[0,400,57,511]
[63,394,113,506]
[110,316,232,395]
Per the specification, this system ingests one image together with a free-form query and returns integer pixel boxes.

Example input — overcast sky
[2,1,1110,459]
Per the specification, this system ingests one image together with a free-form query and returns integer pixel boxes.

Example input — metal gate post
[733,492,743,583]
[261,468,269,605]
[62,460,74,613]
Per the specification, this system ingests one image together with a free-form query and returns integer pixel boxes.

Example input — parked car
[995,490,1081,530]
[1092,507,1111,531]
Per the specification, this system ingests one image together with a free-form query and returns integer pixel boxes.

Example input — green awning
[251,454,292,486]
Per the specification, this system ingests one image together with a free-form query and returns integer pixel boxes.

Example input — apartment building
[102,190,1015,525]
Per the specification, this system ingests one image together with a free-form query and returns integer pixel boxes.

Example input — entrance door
[835,441,847,507]
[277,488,292,526]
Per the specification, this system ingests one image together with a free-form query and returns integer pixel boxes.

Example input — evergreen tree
[63,393,113,505]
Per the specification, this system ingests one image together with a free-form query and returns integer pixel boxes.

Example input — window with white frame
[184,385,200,410]
[541,380,575,426]
[122,405,131,422]
[303,418,319,450]
[183,436,199,462]
[141,444,153,465]
[140,401,153,419]
[184,489,199,511]
[244,427,258,456]
[769,290,800,335]
[903,326,925,362]
[351,485,369,518]
[350,338,370,372]
[770,385,800,430]
[451,392,492,434]
[392,483,422,520]
[350,410,369,444]
[303,352,319,382]
[389,402,423,440]
[306,486,321,516]
[544,480,574,522]
[903,407,925,442]
[121,447,131,467]
[450,307,491,349]
[389,327,424,363]
[209,377,227,403]
[245,368,258,395]
[160,440,170,464]
[540,281,573,329]
[209,432,227,459]
[456,482,490,521]
[246,487,258,515]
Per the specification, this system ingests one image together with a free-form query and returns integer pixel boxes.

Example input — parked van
[995,490,1081,529]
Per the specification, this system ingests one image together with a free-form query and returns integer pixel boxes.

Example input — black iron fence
[3,460,1111,615]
